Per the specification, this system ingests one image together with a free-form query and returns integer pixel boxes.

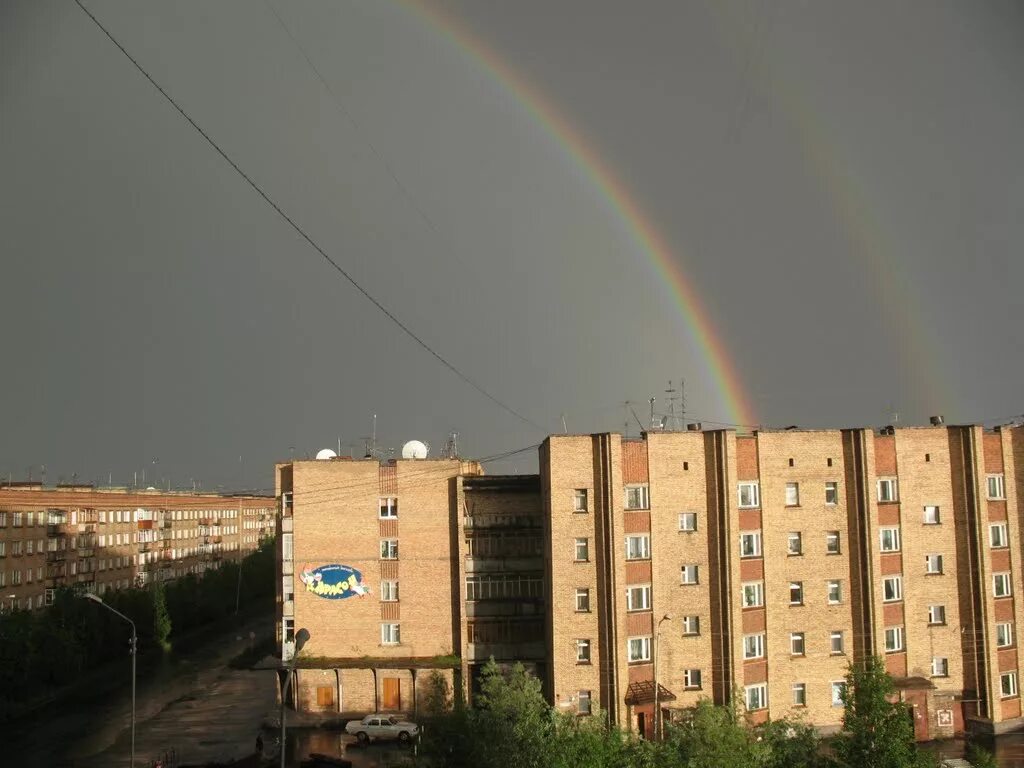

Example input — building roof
[624,680,677,706]
[291,656,462,671]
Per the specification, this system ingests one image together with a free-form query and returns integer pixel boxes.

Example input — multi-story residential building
[276,422,1024,739]
[0,484,275,610]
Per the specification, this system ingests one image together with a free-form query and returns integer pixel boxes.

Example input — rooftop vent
[929,415,944,426]
[686,422,702,432]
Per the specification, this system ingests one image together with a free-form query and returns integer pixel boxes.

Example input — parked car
[345,714,419,744]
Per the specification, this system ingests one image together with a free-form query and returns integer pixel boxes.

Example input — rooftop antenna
[649,397,657,430]
[624,401,631,438]
[665,380,677,431]
[561,413,568,434]
[630,405,646,433]
[441,432,459,459]
[372,414,377,455]
[680,378,686,426]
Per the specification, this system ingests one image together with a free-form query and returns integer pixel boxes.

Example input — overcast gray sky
[1,0,1022,490]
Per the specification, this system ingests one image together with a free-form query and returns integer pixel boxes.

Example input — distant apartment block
[276,422,1024,739]
[0,484,276,610]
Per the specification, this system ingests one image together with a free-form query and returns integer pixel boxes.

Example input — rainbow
[402,1,757,428]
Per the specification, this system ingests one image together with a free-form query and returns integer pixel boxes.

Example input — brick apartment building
[276,422,1024,739]
[0,484,276,610]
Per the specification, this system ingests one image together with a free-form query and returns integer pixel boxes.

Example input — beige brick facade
[277,424,1024,737]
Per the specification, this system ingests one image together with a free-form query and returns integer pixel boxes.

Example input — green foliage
[0,537,275,722]
[965,742,998,768]
[831,656,925,768]
[421,670,453,718]
[151,581,172,652]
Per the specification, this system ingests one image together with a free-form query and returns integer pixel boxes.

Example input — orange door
[382,677,401,711]
[316,685,335,709]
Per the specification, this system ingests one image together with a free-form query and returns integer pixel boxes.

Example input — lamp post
[653,613,672,742]
[84,592,136,768]
[281,628,310,768]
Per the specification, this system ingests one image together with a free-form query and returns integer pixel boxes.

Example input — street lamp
[281,628,310,768]
[653,613,673,742]
[84,592,137,768]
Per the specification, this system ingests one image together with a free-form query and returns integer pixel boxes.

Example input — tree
[151,581,172,652]
[831,656,929,768]
[421,670,453,718]
[666,698,768,768]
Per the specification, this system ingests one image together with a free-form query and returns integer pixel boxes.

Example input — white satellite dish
[401,440,429,459]
[315,448,338,461]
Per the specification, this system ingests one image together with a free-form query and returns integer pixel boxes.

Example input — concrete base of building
[966,715,1024,736]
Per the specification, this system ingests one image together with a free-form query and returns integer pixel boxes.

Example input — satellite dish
[401,440,429,459]
[315,448,338,461]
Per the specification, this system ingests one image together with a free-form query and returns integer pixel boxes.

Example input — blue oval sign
[299,564,368,600]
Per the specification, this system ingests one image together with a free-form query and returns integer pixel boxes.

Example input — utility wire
[73,0,548,435]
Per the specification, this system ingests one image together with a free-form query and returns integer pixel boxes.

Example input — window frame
[682,615,700,636]
[785,482,800,507]
[831,681,846,707]
[680,564,699,585]
[883,575,903,603]
[884,626,905,653]
[994,572,1012,598]
[625,534,651,561]
[577,689,592,715]
[877,478,898,503]
[925,554,944,575]
[1001,671,1018,698]
[743,633,765,660]
[628,636,652,663]
[626,584,652,612]
[988,474,1006,500]
[624,485,650,511]
[573,489,589,513]
[740,531,763,559]
[380,580,399,602]
[683,668,703,690]
[742,581,764,608]
[827,580,842,605]
[997,622,1014,648]
[745,683,768,711]
[738,482,760,509]
[830,630,845,655]
[789,581,804,606]
[931,657,949,678]
[379,539,399,560]
[576,638,591,664]
[923,505,941,525]
[678,512,698,532]
[928,604,947,626]
[379,497,398,519]
[380,623,401,645]
[825,481,839,506]
[790,632,805,656]
[880,527,901,552]
[792,683,807,707]
[787,531,803,556]
[574,538,590,562]
[575,588,591,612]
[990,523,1009,549]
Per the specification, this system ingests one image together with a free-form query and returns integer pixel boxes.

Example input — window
[745,684,767,711]
[789,582,804,605]
[379,497,398,518]
[740,532,762,558]
[793,683,807,707]
[828,580,842,604]
[684,668,703,689]
[925,554,944,575]
[994,572,1012,598]
[743,633,765,659]
[380,580,399,602]
[785,482,800,506]
[682,615,700,636]
[578,690,592,715]
[625,535,651,561]
[928,605,946,626]
[381,623,400,645]
[626,585,652,612]
[1001,672,1018,698]
[791,632,805,656]
[830,631,845,655]
[831,681,846,707]
[932,657,949,677]
[575,538,590,562]
[991,523,1009,549]
[625,485,650,510]
[787,532,802,555]
[877,478,898,502]
[738,482,760,508]
[997,622,1014,648]
[576,639,591,663]
[825,482,839,506]
[883,576,903,602]
[742,582,764,608]
[575,588,591,612]
[880,527,901,552]
[884,626,904,653]
[923,505,940,525]
[681,565,699,585]
[988,475,1006,500]
[380,539,399,559]
[679,512,697,532]
[573,489,589,512]
[628,636,652,662]
[826,531,841,554]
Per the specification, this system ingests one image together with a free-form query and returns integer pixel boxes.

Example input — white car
[345,714,419,744]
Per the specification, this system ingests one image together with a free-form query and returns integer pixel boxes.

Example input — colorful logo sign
[299,564,370,600]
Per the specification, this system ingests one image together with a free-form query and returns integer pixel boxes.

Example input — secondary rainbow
[403,1,757,428]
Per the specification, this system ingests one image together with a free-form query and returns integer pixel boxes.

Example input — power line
[72,0,548,435]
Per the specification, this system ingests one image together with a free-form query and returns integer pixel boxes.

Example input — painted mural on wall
[299,564,371,599]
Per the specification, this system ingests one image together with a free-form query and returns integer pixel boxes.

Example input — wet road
[6,615,274,768]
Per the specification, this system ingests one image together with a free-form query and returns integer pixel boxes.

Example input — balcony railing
[46,550,66,562]
[47,524,69,537]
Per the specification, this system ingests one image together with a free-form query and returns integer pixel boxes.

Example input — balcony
[47,524,69,537]
[161,520,173,529]
[77,548,95,558]
[46,550,67,562]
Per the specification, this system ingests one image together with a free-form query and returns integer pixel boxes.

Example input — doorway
[383,677,401,711]
[316,685,335,710]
